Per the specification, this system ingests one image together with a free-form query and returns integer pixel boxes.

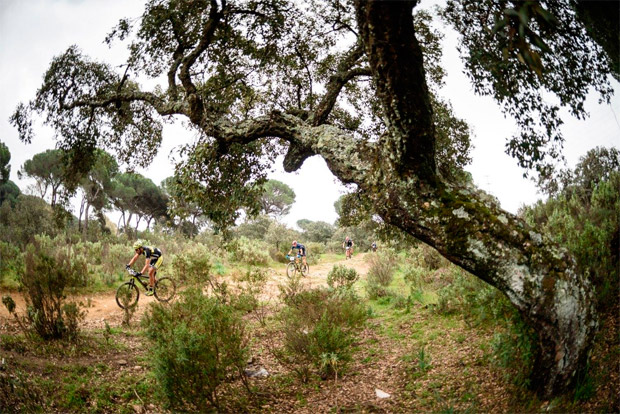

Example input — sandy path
[0,253,372,330]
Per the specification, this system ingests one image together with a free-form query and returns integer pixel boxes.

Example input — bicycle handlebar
[126,268,142,277]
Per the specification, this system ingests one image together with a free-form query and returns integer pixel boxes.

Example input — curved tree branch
[179,0,223,124]
[61,91,188,117]
[312,41,370,126]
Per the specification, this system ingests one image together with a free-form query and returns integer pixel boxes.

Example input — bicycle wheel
[300,263,309,277]
[116,282,139,309]
[286,262,297,277]
[154,277,176,302]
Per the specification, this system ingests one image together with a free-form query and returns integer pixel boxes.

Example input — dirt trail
[0,253,372,331]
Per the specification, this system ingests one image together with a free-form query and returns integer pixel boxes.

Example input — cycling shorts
[149,256,163,269]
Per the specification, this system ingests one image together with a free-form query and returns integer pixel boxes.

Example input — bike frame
[127,269,155,290]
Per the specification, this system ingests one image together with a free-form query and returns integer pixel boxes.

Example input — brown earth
[0,253,617,413]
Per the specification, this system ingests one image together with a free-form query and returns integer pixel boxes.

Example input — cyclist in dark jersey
[126,240,163,296]
[287,240,307,268]
[343,236,354,259]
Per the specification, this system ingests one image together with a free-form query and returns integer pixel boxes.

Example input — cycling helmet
[132,240,143,251]
[292,240,297,247]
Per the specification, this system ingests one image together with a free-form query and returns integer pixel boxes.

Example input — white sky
[1,0,618,230]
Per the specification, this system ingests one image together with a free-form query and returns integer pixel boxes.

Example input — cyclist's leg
[149,257,163,288]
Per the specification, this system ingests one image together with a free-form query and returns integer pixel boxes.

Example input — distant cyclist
[287,240,308,268]
[343,236,354,259]
[126,240,163,296]
[371,241,377,252]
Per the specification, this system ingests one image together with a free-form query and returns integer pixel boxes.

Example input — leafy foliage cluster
[442,0,614,176]
[521,147,620,308]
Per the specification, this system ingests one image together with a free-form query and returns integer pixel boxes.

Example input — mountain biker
[371,241,377,252]
[343,236,354,259]
[287,240,307,268]
[126,240,163,296]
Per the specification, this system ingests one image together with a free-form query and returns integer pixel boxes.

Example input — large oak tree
[11,0,616,397]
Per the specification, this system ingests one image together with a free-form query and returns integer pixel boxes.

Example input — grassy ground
[0,253,617,413]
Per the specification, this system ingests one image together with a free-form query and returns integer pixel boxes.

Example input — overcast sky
[1,0,618,230]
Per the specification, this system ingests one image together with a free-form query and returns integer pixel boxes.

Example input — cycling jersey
[292,243,306,256]
[344,240,353,248]
[139,246,163,268]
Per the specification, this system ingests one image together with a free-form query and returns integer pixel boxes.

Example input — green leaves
[442,0,614,175]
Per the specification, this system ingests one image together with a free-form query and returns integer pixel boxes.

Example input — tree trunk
[351,0,598,396]
[373,179,597,397]
[83,202,90,237]
[78,196,86,232]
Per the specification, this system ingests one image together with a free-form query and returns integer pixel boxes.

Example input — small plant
[327,265,359,290]
[234,267,268,313]
[103,321,112,344]
[417,347,432,372]
[279,272,304,305]
[366,249,398,299]
[143,288,250,411]
[366,250,398,287]
[18,243,86,340]
[275,288,367,382]
[170,244,213,285]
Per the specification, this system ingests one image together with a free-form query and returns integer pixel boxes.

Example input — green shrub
[327,265,359,290]
[521,148,619,310]
[0,241,22,288]
[269,246,288,263]
[402,264,425,290]
[18,243,87,340]
[279,272,304,306]
[276,288,367,382]
[231,237,270,266]
[365,250,398,299]
[409,244,447,270]
[170,243,213,285]
[233,267,268,313]
[143,288,250,411]
[366,249,398,287]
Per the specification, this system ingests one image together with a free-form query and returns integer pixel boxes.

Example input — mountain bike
[345,246,353,259]
[286,254,309,277]
[115,268,176,309]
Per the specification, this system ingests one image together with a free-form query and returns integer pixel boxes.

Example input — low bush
[365,249,398,299]
[16,243,87,340]
[0,241,22,288]
[233,267,268,313]
[366,249,398,287]
[409,244,448,270]
[327,265,359,290]
[275,288,367,382]
[231,237,270,266]
[170,243,213,285]
[143,288,250,411]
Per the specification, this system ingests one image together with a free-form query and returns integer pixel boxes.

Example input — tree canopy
[0,141,21,207]
[11,0,617,398]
